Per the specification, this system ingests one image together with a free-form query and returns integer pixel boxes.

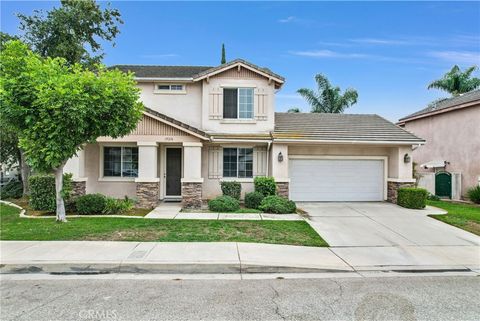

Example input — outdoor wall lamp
[278,152,284,162]
[404,153,411,163]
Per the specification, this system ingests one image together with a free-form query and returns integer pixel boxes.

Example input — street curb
[0,262,354,275]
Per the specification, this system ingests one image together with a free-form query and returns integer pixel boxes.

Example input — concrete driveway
[301,202,480,270]
[302,202,480,247]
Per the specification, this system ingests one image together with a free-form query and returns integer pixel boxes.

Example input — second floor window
[223,88,254,119]
[155,84,185,92]
[103,146,138,178]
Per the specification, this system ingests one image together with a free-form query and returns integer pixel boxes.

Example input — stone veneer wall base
[136,182,159,208]
[182,182,202,209]
[387,181,414,204]
[71,181,86,198]
[276,182,289,199]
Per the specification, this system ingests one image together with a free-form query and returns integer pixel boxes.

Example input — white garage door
[290,159,385,202]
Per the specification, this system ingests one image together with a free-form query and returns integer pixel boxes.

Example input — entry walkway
[145,203,303,221]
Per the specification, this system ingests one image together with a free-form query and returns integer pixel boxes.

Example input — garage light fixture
[278,152,284,162]
[404,153,411,163]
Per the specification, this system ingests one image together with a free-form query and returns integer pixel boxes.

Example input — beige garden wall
[403,105,480,197]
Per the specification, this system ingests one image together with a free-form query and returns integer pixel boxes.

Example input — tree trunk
[55,163,67,222]
[19,150,31,195]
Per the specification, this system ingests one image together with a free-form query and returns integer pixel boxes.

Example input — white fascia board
[272,139,425,145]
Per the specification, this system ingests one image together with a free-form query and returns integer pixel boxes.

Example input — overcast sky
[2,1,479,121]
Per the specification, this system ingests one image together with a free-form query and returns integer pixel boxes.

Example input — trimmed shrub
[29,174,73,211]
[427,193,440,201]
[397,187,428,209]
[467,186,480,204]
[75,193,107,215]
[244,191,264,209]
[103,196,135,214]
[254,176,276,197]
[208,195,240,212]
[0,180,22,200]
[259,195,296,214]
[220,181,241,200]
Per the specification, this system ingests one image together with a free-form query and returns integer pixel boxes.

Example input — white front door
[289,158,385,201]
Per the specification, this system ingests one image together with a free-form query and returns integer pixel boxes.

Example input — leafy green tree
[298,74,358,113]
[0,33,31,193]
[428,65,480,96]
[17,0,123,67]
[0,32,19,48]
[287,108,300,113]
[221,43,226,64]
[1,41,143,221]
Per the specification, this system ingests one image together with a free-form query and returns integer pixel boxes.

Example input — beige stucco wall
[137,68,277,136]
[201,143,269,200]
[403,105,480,196]
[286,144,413,179]
[83,143,137,198]
[138,82,203,129]
[201,77,275,134]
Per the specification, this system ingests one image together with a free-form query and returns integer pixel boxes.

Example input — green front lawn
[0,203,328,247]
[428,200,480,236]
[10,197,151,217]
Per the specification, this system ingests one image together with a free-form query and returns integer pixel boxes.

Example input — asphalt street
[1,275,479,321]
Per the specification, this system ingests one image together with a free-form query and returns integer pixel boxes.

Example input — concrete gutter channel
[1,241,478,277]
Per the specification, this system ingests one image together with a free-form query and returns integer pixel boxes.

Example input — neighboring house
[64,59,424,208]
[397,90,480,200]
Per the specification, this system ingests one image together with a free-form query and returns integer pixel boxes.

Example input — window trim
[153,83,187,94]
[99,144,138,181]
[223,87,254,120]
[222,147,253,178]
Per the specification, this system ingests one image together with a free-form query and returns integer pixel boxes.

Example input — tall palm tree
[297,74,358,113]
[428,65,480,96]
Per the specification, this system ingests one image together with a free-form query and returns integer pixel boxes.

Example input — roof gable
[193,59,285,88]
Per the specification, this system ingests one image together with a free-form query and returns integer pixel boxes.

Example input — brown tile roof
[110,65,213,79]
[398,89,480,122]
[110,59,285,82]
[273,112,424,143]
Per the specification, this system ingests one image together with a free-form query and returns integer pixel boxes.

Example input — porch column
[135,142,159,208]
[270,143,290,198]
[387,146,416,203]
[181,142,203,209]
[64,147,88,197]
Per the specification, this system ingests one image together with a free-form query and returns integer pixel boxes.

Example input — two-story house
[64,59,424,208]
[398,90,480,200]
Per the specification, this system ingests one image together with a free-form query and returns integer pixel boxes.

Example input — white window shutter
[254,88,268,121]
[209,87,223,119]
[253,146,267,176]
[208,146,223,178]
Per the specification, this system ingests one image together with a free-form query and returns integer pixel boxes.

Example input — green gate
[435,172,451,198]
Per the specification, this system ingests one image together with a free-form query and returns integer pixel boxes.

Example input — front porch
[64,110,209,209]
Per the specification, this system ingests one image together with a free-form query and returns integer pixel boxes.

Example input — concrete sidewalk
[1,241,478,275]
